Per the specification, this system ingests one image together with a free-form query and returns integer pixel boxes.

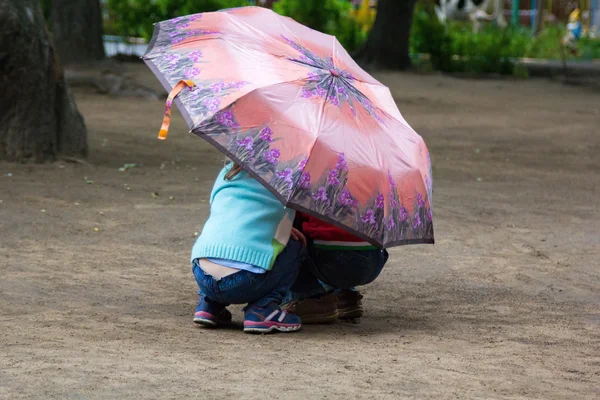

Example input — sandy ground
[1,64,599,399]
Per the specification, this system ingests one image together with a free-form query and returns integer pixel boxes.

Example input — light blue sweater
[191,165,295,271]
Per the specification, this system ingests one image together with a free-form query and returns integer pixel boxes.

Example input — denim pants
[287,242,389,301]
[192,240,305,308]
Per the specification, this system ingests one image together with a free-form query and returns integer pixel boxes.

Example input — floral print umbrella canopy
[143,6,434,248]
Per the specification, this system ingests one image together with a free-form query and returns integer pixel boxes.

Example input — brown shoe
[282,292,339,324]
[337,290,364,320]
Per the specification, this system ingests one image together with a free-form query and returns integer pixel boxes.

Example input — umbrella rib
[190,76,318,131]
[144,9,433,248]
[348,80,416,133]
[285,88,330,205]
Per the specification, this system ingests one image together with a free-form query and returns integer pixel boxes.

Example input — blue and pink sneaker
[243,303,302,334]
[193,297,232,327]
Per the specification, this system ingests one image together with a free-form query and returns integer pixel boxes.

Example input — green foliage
[103,0,365,52]
[410,2,515,74]
[410,3,453,72]
[334,9,369,53]
[105,0,248,41]
[410,1,600,76]
[40,0,51,20]
[524,24,564,59]
[449,24,516,74]
[105,0,159,39]
[273,0,366,52]
[579,37,600,60]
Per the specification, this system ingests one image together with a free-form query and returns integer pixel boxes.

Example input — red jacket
[297,212,375,249]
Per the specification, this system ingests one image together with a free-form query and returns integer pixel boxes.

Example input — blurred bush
[410,2,516,75]
[104,0,248,41]
[579,37,600,59]
[102,0,367,52]
[273,0,367,52]
[100,0,599,68]
[410,1,600,76]
[349,0,376,33]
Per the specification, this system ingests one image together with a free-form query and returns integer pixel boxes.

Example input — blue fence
[103,35,148,57]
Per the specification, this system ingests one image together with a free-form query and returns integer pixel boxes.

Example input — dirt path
[1,64,599,399]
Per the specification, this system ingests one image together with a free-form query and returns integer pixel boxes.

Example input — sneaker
[243,303,302,334]
[193,297,232,327]
[282,292,339,324]
[336,290,364,320]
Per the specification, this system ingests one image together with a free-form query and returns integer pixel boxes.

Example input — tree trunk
[49,0,105,65]
[0,0,87,162]
[534,0,544,35]
[359,0,417,70]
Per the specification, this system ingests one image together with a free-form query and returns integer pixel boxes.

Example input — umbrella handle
[159,80,195,140]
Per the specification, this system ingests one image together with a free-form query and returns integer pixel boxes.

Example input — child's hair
[224,162,243,181]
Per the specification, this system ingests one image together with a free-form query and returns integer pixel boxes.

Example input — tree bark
[49,0,105,65]
[358,0,417,70]
[0,0,87,162]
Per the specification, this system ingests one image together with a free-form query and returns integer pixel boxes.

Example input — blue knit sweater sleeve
[191,165,294,270]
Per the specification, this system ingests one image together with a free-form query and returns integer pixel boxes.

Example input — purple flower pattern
[298,172,311,189]
[276,168,294,190]
[236,136,254,152]
[416,193,426,209]
[361,209,377,225]
[413,213,422,229]
[151,15,220,46]
[265,149,280,164]
[313,187,328,202]
[376,194,385,209]
[210,82,226,93]
[336,153,348,171]
[315,87,327,98]
[200,105,433,243]
[148,18,433,246]
[385,215,395,231]
[189,51,203,63]
[188,80,247,120]
[145,13,245,124]
[399,207,409,222]
[298,158,308,171]
[327,170,340,186]
[184,67,201,80]
[216,110,237,128]
[259,127,274,143]
[282,36,381,121]
[204,97,221,112]
[338,188,356,207]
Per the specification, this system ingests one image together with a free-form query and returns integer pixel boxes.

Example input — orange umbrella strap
[159,80,195,140]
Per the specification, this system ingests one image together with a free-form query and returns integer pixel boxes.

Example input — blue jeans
[287,242,388,301]
[192,240,305,308]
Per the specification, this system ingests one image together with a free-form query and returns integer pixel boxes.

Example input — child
[283,212,388,323]
[191,163,306,333]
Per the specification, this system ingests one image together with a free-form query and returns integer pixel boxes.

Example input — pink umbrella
[143,6,433,248]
